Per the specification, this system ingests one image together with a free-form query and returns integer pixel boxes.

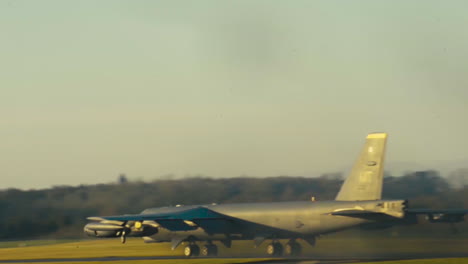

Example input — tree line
[0,170,466,240]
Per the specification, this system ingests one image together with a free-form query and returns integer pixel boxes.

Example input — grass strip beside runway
[362,258,468,264]
[19,260,272,264]
[0,239,181,260]
[0,237,466,262]
[0,240,76,248]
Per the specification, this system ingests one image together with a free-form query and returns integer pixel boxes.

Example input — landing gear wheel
[285,241,301,256]
[201,244,218,256]
[184,244,200,257]
[266,242,283,256]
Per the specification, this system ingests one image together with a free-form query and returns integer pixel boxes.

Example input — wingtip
[87,216,105,221]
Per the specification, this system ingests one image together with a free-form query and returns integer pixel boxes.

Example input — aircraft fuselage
[137,199,406,243]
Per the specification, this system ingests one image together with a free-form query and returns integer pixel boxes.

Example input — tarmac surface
[0,253,467,263]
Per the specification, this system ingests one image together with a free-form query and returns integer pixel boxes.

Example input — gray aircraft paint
[84,132,467,254]
[137,199,406,243]
[336,133,387,201]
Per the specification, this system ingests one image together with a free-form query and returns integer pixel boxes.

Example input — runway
[0,253,467,264]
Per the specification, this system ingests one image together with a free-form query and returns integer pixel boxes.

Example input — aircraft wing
[406,208,468,223]
[91,206,224,221]
[88,206,234,233]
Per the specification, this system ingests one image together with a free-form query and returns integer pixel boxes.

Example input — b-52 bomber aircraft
[84,133,468,257]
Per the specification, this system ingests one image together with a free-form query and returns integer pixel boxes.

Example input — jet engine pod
[84,222,126,237]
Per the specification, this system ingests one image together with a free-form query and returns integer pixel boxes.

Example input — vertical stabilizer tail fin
[335,133,387,201]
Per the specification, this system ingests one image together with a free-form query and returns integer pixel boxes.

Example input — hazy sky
[2,1,468,189]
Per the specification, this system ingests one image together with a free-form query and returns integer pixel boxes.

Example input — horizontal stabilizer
[331,209,403,219]
[331,201,406,219]
[406,209,468,215]
[406,208,468,223]
[331,209,378,216]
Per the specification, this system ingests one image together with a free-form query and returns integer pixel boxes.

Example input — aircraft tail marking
[335,132,387,201]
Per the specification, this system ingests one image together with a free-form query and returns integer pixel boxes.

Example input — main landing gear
[183,244,200,257]
[183,240,302,258]
[266,241,283,256]
[266,240,302,257]
[201,243,218,256]
[184,243,218,257]
[284,240,301,256]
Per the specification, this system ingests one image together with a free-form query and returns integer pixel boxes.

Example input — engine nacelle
[86,230,121,237]
[84,222,126,237]
[84,221,159,238]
